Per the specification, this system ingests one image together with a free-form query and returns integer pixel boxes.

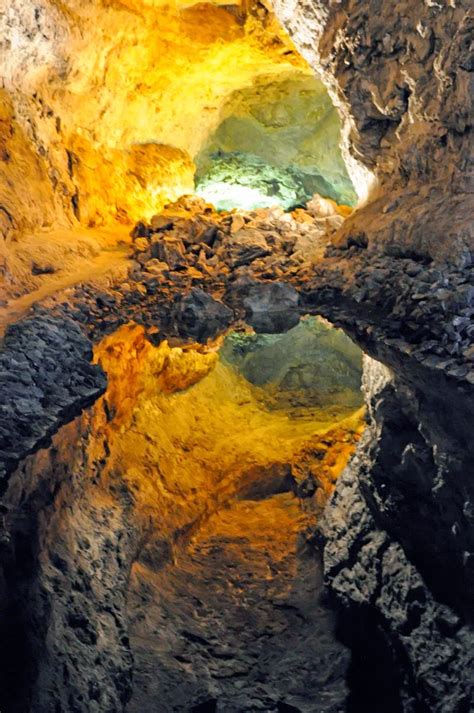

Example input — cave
[0,1,473,713]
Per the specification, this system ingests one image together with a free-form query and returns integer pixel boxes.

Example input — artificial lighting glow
[196,181,283,211]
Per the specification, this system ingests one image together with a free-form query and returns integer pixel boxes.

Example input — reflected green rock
[221,317,364,416]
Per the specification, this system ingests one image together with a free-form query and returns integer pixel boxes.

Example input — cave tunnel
[0,1,473,713]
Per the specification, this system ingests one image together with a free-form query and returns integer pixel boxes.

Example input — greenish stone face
[220,317,364,415]
[195,76,356,210]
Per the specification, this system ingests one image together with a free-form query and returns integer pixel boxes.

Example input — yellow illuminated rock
[1,0,311,233]
[90,324,364,551]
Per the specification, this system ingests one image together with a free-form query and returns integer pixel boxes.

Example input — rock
[0,316,107,486]
[224,229,271,268]
[228,214,246,233]
[150,214,174,232]
[306,193,338,218]
[150,236,186,270]
[133,237,149,252]
[31,262,56,275]
[130,221,150,239]
[171,288,233,342]
[242,282,300,333]
[143,258,168,275]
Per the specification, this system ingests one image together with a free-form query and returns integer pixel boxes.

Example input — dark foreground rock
[171,288,233,341]
[319,357,474,713]
[0,316,106,487]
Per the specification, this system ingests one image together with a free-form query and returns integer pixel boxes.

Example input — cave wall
[265,1,474,708]
[0,0,311,233]
[320,356,474,712]
[271,0,473,263]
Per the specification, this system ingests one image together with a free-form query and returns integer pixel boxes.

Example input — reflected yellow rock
[90,323,364,549]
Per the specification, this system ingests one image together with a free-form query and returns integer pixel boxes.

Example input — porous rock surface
[320,358,474,713]
[0,1,473,712]
[0,315,106,486]
[271,0,473,264]
[0,413,136,713]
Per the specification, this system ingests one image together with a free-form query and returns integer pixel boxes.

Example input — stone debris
[24,194,473,395]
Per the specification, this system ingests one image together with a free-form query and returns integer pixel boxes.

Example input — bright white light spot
[196,182,282,211]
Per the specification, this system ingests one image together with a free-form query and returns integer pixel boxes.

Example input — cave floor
[127,492,349,713]
[0,224,131,334]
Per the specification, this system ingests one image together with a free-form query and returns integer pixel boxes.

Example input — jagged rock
[150,214,174,232]
[150,236,187,270]
[171,288,233,342]
[223,229,271,268]
[241,281,300,333]
[31,262,56,275]
[0,316,107,487]
[319,357,474,712]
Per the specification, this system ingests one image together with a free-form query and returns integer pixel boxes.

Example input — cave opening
[193,74,357,212]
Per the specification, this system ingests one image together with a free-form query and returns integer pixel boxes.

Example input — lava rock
[242,282,300,333]
[171,288,233,342]
[0,316,107,487]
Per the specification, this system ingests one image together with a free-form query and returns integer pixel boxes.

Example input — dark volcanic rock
[319,357,474,713]
[0,419,137,713]
[241,281,300,334]
[0,316,107,488]
[223,228,271,268]
[171,288,234,342]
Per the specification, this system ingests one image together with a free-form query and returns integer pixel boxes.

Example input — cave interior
[0,1,473,713]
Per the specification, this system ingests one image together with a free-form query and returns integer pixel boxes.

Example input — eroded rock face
[0,316,106,486]
[2,417,136,713]
[320,358,474,712]
[0,0,314,231]
[195,74,356,209]
[271,0,473,264]
[259,3,474,707]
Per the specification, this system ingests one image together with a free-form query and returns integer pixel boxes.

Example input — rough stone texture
[0,0,315,232]
[319,357,474,712]
[127,494,350,713]
[0,415,137,713]
[0,315,106,486]
[271,0,473,264]
[0,0,473,711]
[171,287,234,341]
[7,196,470,710]
[239,280,301,334]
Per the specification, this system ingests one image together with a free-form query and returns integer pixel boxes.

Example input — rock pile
[32,194,346,341]
[28,194,474,394]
